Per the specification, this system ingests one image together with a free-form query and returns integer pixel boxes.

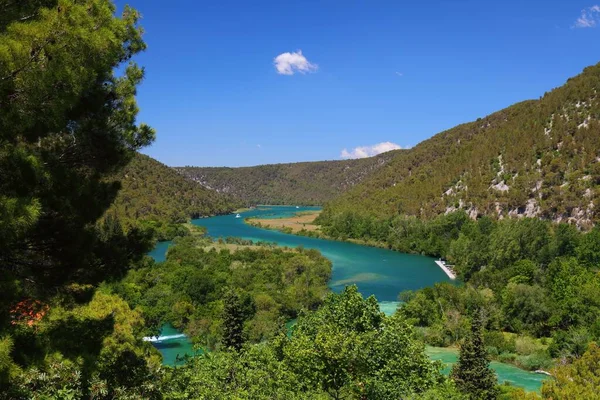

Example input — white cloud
[274,50,318,75]
[395,72,404,77]
[574,5,600,28]
[340,142,403,159]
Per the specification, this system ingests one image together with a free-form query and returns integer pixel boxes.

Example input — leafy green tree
[501,283,550,335]
[4,291,162,399]
[162,287,462,400]
[162,343,326,400]
[550,223,580,258]
[577,226,600,267]
[284,285,449,399]
[542,342,600,399]
[451,312,499,400]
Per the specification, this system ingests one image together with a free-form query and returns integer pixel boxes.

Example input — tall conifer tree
[451,311,499,399]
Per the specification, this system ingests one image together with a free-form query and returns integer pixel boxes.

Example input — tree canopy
[0,0,154,298]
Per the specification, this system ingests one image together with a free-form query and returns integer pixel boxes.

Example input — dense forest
[104,153,239,239]
[320,64,600,228]
[2,1,600,399]
[175,150,399,205]
[319,210,600,367]
[111,235,332,348]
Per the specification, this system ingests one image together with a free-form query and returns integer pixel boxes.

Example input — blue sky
[115,0,600,167]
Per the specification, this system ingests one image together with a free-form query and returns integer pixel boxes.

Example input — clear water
[426,347,548,393]
[149,324,198,366]
[148,205,548,391]
[147,240,171,263]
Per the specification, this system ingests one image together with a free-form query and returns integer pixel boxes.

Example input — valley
[3,2,600,398]
[147,206,550,393]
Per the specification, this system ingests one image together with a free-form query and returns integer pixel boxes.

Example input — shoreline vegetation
[146,212,554,392]
[232,207,254,214]
[244,210,394,249]
[240,208,576,376]
[156,212,550,387]
[245,210,323,233]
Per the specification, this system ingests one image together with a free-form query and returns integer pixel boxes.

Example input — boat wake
[143,334,186,342]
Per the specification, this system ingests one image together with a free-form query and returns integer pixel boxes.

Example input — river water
[147,205,548,391]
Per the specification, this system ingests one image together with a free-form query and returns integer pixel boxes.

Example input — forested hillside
[4,0,600,398]
[175,150,400,205]
[320,64,600,230]
[104,154,238,237]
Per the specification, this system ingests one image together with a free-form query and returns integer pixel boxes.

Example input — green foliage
[285,286,448,399]
[0,336,17,385]
[451,313,499,400]
[330,212,600,363]
[0,0,154,297]
[222,290,254,351]
[105,153,239,240]
[161,344,322,400]
[2,292,162,399]
[576,225,600,267]
[0,1,170,396]
[176,150,400,206]
[161,286,464,400]
[542,342,600,399]
[113,236,332,348]
[501,283,550,334]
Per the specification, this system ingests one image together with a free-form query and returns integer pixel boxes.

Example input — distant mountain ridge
[319,63,600,229]
[174,150,401,205]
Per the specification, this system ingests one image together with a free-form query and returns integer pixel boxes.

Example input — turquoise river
[147,205,549,392]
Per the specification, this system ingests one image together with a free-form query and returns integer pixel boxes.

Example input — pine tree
[451,311,499,400]
[0,0,155,300]
[222,290,254,351]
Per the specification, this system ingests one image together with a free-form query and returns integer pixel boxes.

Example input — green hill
[320,63,600,230]
[175,150,401,205]
[106,154,238,228]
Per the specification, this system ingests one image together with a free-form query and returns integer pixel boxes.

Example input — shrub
[516,351,553,371]
[498,352,517,363]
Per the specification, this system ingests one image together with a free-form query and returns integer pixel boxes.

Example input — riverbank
[245,210,390,247]
[246,210,322,233]
[244,210,462,278]
[425,346,549,393]
[232,207,254,214]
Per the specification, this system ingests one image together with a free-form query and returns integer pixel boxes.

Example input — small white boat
[296,206,299,209]
[235,213,241,218]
